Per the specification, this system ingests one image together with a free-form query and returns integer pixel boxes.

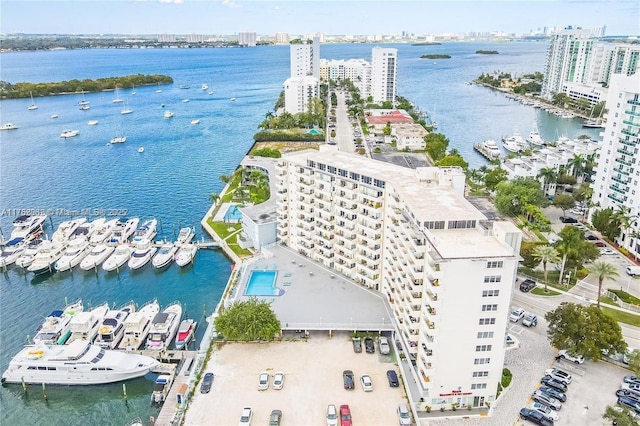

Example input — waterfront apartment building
[590,73,640,258]
[238,32,257,47]
[283,76,319,115]
[275,147,522,410]
[275,32,290,45]
[319,58,372,99]
[157,33,176,42]
[290,36,320,79]
[371,47,398,104]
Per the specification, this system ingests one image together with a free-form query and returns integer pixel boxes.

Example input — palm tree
[556,228,584,285]
[537,167,557,195]
[567,154,585,180]
[587,261,619,308]
[532,245,561,291]
[209,192,219,205]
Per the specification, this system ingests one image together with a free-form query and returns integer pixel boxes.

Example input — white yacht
[54,238,91,272]
[95,303,135,349]
[87,120,99,126]
[15,238,46,269]
[502,138,523,153]
[201,84,208,90]
[66,302,110,344]
[190,119,200,125]
[174,319,197,350]
[146,302,182,351]
[28,240,67,275]
[131,219,157,244]
[80,244,115,271]
[152,242,177,269]
[502,128,527,152]
[175,244,198,267]
[108,218,139,244]
[151,374,173,404]
[177,227,195,244]
[526,123,545,147]
[1,339,158,385]
[69,217,102,241]
[60,130,80,138]
[480,139,501,159]
[102,244,131,272]
[0,238,26,268]
[127,239,157,270]
[33,299,84,345]
[118,300,160,351]
[110,136,126,144]
[51,114,58,119]
[10,215,47,240]
[90,218,118,244]
[52,217,87,243]
[1,123,18,130]
[182,98,189,103]
[164,111,174,119]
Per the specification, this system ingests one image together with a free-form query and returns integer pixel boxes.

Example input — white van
[626,266,640,276]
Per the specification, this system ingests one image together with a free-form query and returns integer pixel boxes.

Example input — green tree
[436,154,469,170]
[628,349,640,375]
[424,133,449,162]
[520,241,541,269]
[537,167,557,195]
[552,194,575,216]
[552,92,570,107]
[587,261,619,308]
[572,182,592,204]
[532,245,561,291]
[483,167,508,192]
[494,178,548,216]
[545,302,627,360]
[209,192,219,204]
[219,174,230,184]
[556,226,600,278]
[567,154,586,179]
[603,405,638,426]
[214,297,281,341]
[592,208,623,240]
[383,122,391,136]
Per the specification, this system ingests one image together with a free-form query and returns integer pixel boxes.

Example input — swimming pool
[244,271,282,296]
[223,205,242,221]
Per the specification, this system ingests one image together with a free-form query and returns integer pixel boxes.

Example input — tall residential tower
[371,47,398,104]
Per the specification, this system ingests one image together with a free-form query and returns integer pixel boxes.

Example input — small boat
[179,84,190,89]
[110,136,126,144]
[95,304,135,349]
[583,118,605,128]
[146,302,182,351]
[182,99,190,103]
[132,219,158,244]
[121,99,133,115]
[128,239,157,270]
[131,84,136,95]
[118,299,160,351]
[27,240,67,275]
[52,217,87,243]
[190,119,200,125]
[112,87,124,103]
[164,111,174,119]
[15,238,46,269]
[78,90,90,106]
[229,97,236,101]
[65,302,110,344]
[10,215,47,240]
[201,84,208,90]
[502,128,527,152]
[526,123,545,146]
[87,120,99,126]
[80,244,115,270]
[79,105,90,111]
[174,319,197,350]
[54,237,91,272]
[151,374,174,404]
[108,218,139,244]
[138,147,144,153]
[0,238,26,268]
[51,114,59,119]
[502,139,523,153]
[70,217,102,241]
[155,83,162,93]
[60,130,80,138]
[90,218,118,244]
[102,244,131,272]
[0,123,18,130]
[177,227,195,244]
[175,243,198,267]
[208,91,214,95]
[33,299,83,345]
[27,91,38,110]
[152,242,178,269]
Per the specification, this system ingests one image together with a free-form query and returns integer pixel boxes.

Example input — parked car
[339,404,352,426]
[387,369,399,387]
[519,408,555,426]
[531,401,560,421]
[510,308,526,322]
[559,216,578,224]
[584,233,599,241]
[532,389,563,410]
[239,407,253,425]
[621,381,640,391]
[268,410,282,426]
[624,375,640,385]
[397,403,412,425]
[522,313,538,327]
[326,404,338,426]
[540,377,568,393]
[595,241,607,247]
[616,389,640,402]
[545,368,572,384]
[273,371,285,390]
[600,248,615,255]
[558,350,585,364]
[352,337,362,353]
[627,265,640,276]
[200,372,214,394]
[258,371,270,390]
[360,374,373,392]
[539,386,567,402]
[379,336,391,354]
[617,396,640,414]
[520,279,537,292]
[364,337,375,353]
[343,370,355,390]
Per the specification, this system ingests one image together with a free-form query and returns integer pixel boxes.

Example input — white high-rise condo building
[157,33,176,42]
[371,47,398,104]
[283,76,319,115]
[591,73,640,258]
[290,37,320,79]
[238,32,257,47]
[319,58,372,99]
[275,32,290,45]
[276,147,522,411]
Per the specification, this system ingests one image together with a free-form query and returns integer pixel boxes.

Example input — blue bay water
[0,42,600,425]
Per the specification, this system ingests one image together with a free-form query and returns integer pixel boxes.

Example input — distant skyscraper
[371,46,397,104]
[238,32,257,47]
[157,33,176,42]
[186,34,204,43]
[275,32,289,45]
[290,36,320,79]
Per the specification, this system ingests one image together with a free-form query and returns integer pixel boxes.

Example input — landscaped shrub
[501,368,512,388]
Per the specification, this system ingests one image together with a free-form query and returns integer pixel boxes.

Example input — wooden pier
[473,143,501,161]
[154,351,198,426]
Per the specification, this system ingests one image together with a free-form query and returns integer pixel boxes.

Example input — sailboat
[121,99,133,115]
[78,90,90,106]
[155,83,162,93]
[27,92,38,110]
[112,87,123,103]
[583,105,605,128]
[131,84,136,96]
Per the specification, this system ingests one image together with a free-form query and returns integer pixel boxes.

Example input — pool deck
[234,245,393,332]
[212,202,242,223]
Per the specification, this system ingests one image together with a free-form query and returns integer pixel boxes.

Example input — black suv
[386,370,399,387]
[342,370,354,390]
[520,279,536,292]
[364,337,375,353]
[520,408,554,425]
[560,216,578,224]
[200,372,214,394]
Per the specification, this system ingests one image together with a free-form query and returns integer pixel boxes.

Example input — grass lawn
[531,287,561,296]
[600,296,619,306]
[519,267,576,292]
[607,289,640,306]
[206,219,253,258]
[601,306,640,327]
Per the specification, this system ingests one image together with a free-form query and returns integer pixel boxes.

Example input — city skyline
[2,0,639,37]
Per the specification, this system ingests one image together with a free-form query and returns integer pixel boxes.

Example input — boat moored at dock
[33,299,83,346]
[174,244,198,267]
[118,300,160,351]
[146,302,182,351]
[128,239,157,270]
[66,302,110,344]
[10,215,46,240]
[174,319,197,350]
[102,244,131,272]
[0,238,26,268]
[28,240,67,275]
[52,217,87,243]
[95,304,135,350]
[80,244,115,271]
[54,237,91,272]
[108,218,139,245]
[152,242,178,269]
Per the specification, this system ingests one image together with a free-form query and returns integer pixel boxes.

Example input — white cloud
[159,0,184,4]
[221,0,239,8]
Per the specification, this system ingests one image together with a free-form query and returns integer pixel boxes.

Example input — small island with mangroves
[476,50,499,54]
[420,54,451,59]
[0,74,173,99]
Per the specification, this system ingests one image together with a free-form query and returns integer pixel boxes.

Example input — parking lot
[184,332,407,425]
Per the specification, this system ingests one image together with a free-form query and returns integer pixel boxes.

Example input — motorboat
[1,123,18,130]
[69,217,103,241]
[15,238,46,269]
[127,239,157,270]
[502,138,523,153]
[28,240,67,275]
[52,217,87,243]
[146,302,182,351]
[164,111,174,119]
[481,139,501,159]
[175,243,198,267]
[177,227,195,244]
[51,115,58,119]
[66,302,110,344]
[190,119,200,125]
[90,218,118,244]
[10,215,47,240]
[182,98,189,103]
[179,84,190,89]
[583,118,605,128]
[138,147,144,153]
[1,339,158,385]
[0,238,26,268]
[79,105,90,111]
[108,218,139,244]
[118,299,160,351]
[131,219,157,244]
[102,244,131,272]
[87,120,99,126]
[110,136,126,144]
[80,244,115,271]
[60,130,80,138]
[174,319,197,350]
[95,303,135,349]
[201,84,208,90]
[152,242,178,269]
[151,374,173,404]
[54,238,91,272]
[526,123,545,146]
[33,299,83,345]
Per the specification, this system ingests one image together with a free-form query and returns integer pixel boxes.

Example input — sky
[1,0,639,36]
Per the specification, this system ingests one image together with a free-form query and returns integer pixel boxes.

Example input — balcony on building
[421,343,433,356]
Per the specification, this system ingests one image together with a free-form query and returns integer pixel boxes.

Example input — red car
[340,404,352,426]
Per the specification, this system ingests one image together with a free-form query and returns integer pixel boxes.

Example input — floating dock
[154,351,198,426]
[473,143,500,161]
